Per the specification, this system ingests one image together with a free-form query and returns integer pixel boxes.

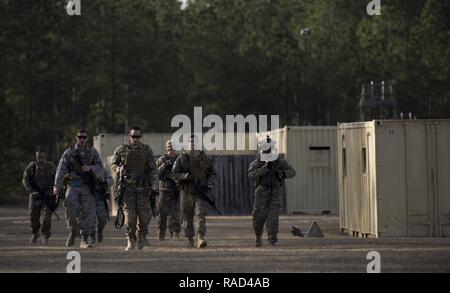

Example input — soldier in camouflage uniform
[90,166,113,244]
[22,149,57,244]
[156,140,181,241]
[53,129,103,249]
[172,135,216,249]
[248,136,295,247]
[110,126,157,251]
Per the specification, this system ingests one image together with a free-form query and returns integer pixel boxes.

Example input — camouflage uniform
[172,151,215,248]
[22,161,57,241]
[110,142,156,247]
[248,156,295,245]
[54,145,102,246]
[90,166,113,243]
[156,153,181,240]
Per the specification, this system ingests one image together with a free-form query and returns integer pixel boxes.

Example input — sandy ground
[1,206,450,273]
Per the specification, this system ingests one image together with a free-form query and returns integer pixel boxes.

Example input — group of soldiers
[22,127,295,250]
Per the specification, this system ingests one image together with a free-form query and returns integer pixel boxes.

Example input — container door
[405,122,432,236]
[426,123,441,237]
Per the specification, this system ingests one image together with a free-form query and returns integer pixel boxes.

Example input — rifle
[36,188,61,221]
[75,152,97,196]
[148,188,158,218]
[193,179,222,215]
[114,173,126,229]
[98,181,110,222]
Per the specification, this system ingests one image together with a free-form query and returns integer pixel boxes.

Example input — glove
[276,171,286,180]
[31,191,40,198]
[181,173,193,181]
[165,159,174,168]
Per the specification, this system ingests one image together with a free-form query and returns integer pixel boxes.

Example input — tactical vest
[166,154,177,179]
[257,160,283,188]
[124,144,147,179]
[69,147,94,173]
[158,154,177,191]
[31,163,50,190]
[189,152,209,180]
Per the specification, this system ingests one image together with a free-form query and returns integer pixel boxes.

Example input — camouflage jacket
[248,156,296,190]
[156,153,178,192]
[54,144,102,190]
[172,151,216,194]
[110,142,156,187]
[22,161,56,194]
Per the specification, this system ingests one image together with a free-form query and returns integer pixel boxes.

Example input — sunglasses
[130,135,142,139]
[77,136,88,139]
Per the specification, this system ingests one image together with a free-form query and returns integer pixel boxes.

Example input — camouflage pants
[252,186,283,242]
[64,183,96,236]
[123,184,150,240]
[28,194,52,237]
[157,190,181,235]
[89,192,109,234]
[181,190,207,239]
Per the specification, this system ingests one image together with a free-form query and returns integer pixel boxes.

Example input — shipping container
[257,126,339,214]
[338,120,450,237]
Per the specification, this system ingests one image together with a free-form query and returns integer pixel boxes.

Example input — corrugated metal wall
[210,155,256,215]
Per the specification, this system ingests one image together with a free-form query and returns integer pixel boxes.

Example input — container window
[362,147,367,174]
[309,146,330,151]
[309,146,330,167]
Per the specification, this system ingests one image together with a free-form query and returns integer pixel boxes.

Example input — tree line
[0,0,448,199]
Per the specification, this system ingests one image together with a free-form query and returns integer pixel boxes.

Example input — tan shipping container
[338,120,450,237]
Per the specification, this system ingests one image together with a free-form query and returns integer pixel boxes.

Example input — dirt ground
[1,206,450,273]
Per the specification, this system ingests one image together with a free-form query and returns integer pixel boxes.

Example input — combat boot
[158,230,165,242]
[172,232,180,240]
[125,238,136,251]
[66,231,77,247]
[197,235,207,249]
[269,239,277,246]
[97,229,103,243]
[255,235,262,247]
[188,237,195,248]
[29,232,40,244]
[90,232,96,244]
[137,232,149,249]
[80,234,93,249]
